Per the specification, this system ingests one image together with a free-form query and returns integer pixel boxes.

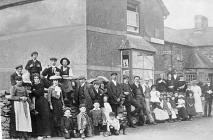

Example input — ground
[44,117,212,140]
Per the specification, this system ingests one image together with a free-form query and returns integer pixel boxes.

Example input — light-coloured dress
[191,85,203,113]
[103,102,112,121]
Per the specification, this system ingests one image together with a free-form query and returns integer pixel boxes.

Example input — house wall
[86,0,126,80]
[0,0,86,89]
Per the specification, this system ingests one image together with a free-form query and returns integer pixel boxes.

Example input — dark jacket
[25,59,42,75]
[121,83,134,106]
[203,85,213,100]
[93,88,105,107]
[156,78,167,92]
[10,72,22,86]
[61,116,74,131]
[89,109,106,126]
[131,83,144,99]
[107,81,122,105]
[42,66,61,80]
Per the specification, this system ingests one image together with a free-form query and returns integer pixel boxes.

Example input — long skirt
[35,96,51,136]
[194,94,203,113]
[153,108,169,121]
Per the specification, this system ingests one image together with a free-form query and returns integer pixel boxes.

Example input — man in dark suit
[203,82,213,117]
[107,72,122,115]
[93,80,105,107]
[10,65,23,86]
[42,57,61,81]
[25,51,42,78]
[131,76,146,126]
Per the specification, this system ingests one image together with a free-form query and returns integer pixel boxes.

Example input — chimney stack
[194,15,208,32]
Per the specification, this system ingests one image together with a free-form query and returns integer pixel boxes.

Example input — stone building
[164,15,213,83]
[0,0,169,89]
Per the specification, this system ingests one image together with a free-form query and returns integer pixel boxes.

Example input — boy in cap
[89,101,106,135]
[25,51,42,78]
[10,65,23,86]
[77,104,92,139]
[42,57,61,81]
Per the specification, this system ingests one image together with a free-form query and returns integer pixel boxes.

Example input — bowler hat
[111,72,118,76]
[123,75,129,79]
[50,57,57,61]
[15,65,23,70]
[31,51,38,57]
[60,57,70,65]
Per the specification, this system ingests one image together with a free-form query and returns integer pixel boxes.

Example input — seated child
[185,92,196,120]
[150,85,161,109]
[117,111,128,135]
[61,108,74,139]
[107,112,120,136]
[89,101,106,136]
[102,95,112,121]
[177,95,189,121]
[77,104,93,139]
[170,95,178,119]
[166,96,177,121]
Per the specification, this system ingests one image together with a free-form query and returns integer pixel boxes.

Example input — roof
[157,0,169,17]
[164,27,213,46]
[185,49,213,69]
[120,34,157,52]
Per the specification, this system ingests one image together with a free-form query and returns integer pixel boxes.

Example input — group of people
[7,51,213,140]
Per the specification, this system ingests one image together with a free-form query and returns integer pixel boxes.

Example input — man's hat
[31,51,38,57]
[60,57,70,65]
[79,104,86,108]
[50,57,57,61]
[111,72,118,76]
[15,65,23,70]
[123,75,129,79]
[78,76,86,80]
[49,75,62,80]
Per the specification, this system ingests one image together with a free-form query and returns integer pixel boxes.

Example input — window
[185,73,197,82]
[127,3,139,33]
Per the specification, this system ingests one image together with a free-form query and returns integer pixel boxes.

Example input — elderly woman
[48,75,65,137]
[9,76,32,140]
[31,74,51,140]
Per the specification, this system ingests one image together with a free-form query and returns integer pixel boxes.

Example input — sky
[163,0,213,29]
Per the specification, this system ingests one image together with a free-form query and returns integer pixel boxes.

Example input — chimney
[194,15,208,32]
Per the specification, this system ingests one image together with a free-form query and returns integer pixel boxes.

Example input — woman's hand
[50,104,53,110]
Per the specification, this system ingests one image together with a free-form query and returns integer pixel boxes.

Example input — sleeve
[10,74,16,86]
[42,68,49,77]
[38,61,42,72]
[101,110,107,124]
[9,86,20,101]
[107,83,118,101]
[69,68,73,76]
[47,88,52,105]
[25,60,31,71]
[77,114,82,130]
[61,118,65,131]
[198,87,202,96]
[88,86,96,101]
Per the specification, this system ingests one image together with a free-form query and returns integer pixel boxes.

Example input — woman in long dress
[190,81,203,115]
[31,74,51,139]
[9,76,32,140]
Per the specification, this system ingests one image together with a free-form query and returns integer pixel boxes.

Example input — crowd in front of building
[6,51,213,140]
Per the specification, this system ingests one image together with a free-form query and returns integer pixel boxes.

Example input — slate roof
[164,27,213,46]
[185,49,213,69]
[120,34,157,53]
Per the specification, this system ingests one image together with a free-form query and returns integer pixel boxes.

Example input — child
[107,112,120,136]
[150,85,161,110]
[117,111,128,135]
[185,91,196,120]
[89,101,106,136]
[170,96,178,120]
[102,95,112,121]
[162,94,172,122]
[166,97,177,121]
[177,95,189,121]
[61,108,74,139]
[77,104,92,139]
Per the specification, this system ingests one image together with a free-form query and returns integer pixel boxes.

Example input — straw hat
[49,75,62,80]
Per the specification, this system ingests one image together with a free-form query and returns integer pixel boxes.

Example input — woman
[190,80,203,115]
[9,76,32,140]
[31,74,51,139]
[167,73,175,93]
[48,75,65,137]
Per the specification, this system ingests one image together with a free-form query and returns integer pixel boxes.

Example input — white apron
[191,86,203,113]
[14,101,32,132]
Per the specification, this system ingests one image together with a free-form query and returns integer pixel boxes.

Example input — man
[42,57,61,81]
[93,80,105,107]
[25,51,42,77]
[131,76,146,126]
[10,65,23,86]
[78,76,96,111]
[203,82,213,117]
[121,75,143,127]
[176,75,187,93]
[107,73,122,115]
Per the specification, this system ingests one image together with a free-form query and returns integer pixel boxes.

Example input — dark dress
[185,97,196,116]
[32,83,51,136]
[156,78,167,92]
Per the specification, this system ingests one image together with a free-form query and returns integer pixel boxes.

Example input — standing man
[42,57,61,81]
[25,51,42,78]
[131,76,146,126]
[121,75,143,127]
[107,73,122,115]
[203,82,213,117]
[10,65,23,86]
